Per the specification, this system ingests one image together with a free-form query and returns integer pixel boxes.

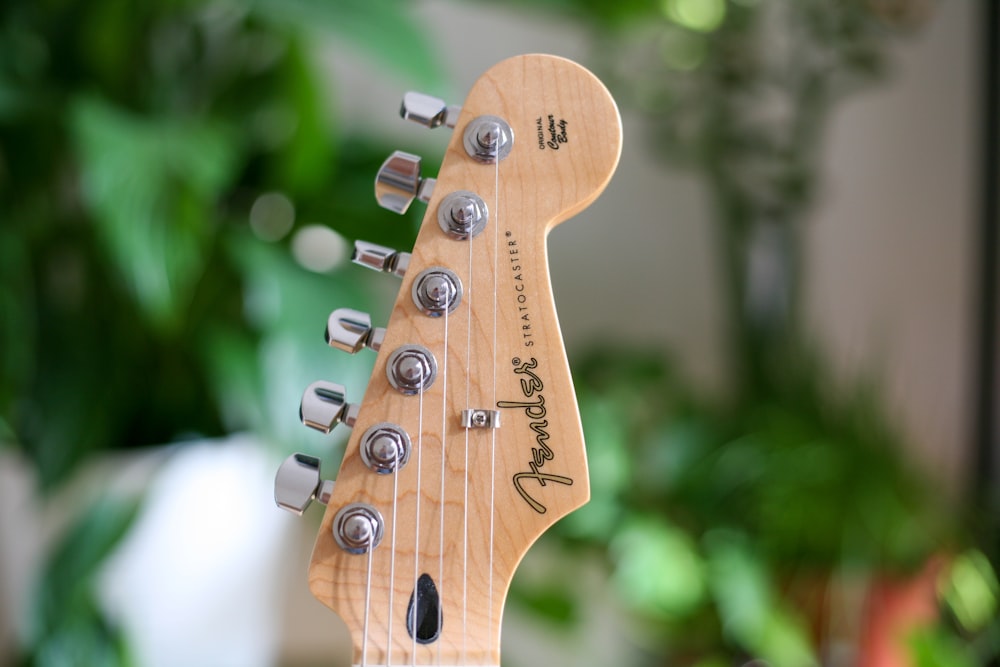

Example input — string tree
[461,409,501,429]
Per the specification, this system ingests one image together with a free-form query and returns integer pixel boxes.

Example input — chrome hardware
[386,344,437,395]
[463,115,513,163]
[401,92,461,130]
[411,267,462,317]
[332,503,384,554]
[352,240,411,278]
[274,453,335,516]
[375,150,436,214]
[461,409,501,429]
[359,422,412,474]
[437,191,488,240]
[300,381,360,434]
[326,308,385,354]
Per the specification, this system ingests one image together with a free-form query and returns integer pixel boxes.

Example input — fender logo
[497,357,573,514]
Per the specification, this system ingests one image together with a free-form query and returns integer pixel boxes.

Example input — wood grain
[307,54,622,666]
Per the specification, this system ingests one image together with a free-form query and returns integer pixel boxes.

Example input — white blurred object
[99,435,293,667]
[0,452,44,659]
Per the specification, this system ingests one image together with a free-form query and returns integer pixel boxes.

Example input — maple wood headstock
[276,54,621,666]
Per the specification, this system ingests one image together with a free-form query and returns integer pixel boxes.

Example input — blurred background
[1,0,998,666]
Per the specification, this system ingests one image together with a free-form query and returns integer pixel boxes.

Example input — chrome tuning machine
[464,115,514,163]
[326,308,385,354]
[400,92,461,130]
[274,453,334,516]
[375,150,435,214]
[300,381,359,434]
[352,240,410,278]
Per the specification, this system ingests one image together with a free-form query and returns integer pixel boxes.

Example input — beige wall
[806,2,977,489]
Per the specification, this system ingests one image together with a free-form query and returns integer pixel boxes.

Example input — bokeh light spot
[941,549,999,632]
[249,192,294,242]
[663,0,727,33]
[291,225,347,273]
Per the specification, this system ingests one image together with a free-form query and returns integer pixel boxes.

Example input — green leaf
[705,531,817,667]
[28,494,140,666]
[251,0,446,90]
[941,550,999,633]
[71,96,242,329]
[908,626,978,667]
[267,37,336,194]
[30,604,134,667]
[611,516,706,618]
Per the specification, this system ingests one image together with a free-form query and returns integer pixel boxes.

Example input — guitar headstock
[275,54,621,666]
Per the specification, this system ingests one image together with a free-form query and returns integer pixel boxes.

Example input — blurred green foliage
[23,495,141,667]
[557,348,956,664]
[0,0,441,489]
[0,0,443,664]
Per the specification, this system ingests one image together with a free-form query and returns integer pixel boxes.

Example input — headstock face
[296,54,621,665]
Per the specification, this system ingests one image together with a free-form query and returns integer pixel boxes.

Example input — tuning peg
[400,92,461,130]
[352,240,410,278]
[274,453,334,516]
[326,308,385,354]
[300,381,360,434]
[375,150,436,214]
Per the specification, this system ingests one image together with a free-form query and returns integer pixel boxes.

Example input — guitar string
[386,444,400,666]
[462,205,474,667]
[487,143,500,666]
[437,304,449,667]
[412,387,424,667]
[362,525,374,667]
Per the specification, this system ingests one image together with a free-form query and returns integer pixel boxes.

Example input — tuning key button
[375,150,437,214]
[463,115,514,163]
[386,344,437,395]
[300,381,359,434]
[411,267,462,317]
[359,422,412,474]
[352,240,411,278]
[400,92,461,130]
[326,308,385,353]
[438,191,488,240]
[332,503,384,554]
[274,453,335,516]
